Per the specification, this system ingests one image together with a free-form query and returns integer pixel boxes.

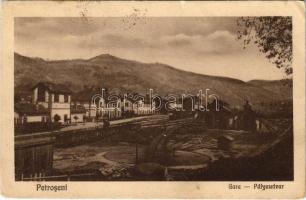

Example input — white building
[71,105,86,123]
[14,103,50,125]
[32,82,72,123]
[133,98,156,115]
[73,87,101,121]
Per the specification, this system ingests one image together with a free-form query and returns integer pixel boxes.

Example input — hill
[248,79,292,100]
[14,53,291,108]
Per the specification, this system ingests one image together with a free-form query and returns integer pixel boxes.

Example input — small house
[71,105,86,123]
[15,103,50,125]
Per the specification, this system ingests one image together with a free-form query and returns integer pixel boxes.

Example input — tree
[237,17,292,75]
[53,114,61,123]
[73,115,79,123]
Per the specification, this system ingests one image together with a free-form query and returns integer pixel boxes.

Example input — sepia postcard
[0,1,305,198]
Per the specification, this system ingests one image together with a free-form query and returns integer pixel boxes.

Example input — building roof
[15,103,49,116]
[32,81,72,94]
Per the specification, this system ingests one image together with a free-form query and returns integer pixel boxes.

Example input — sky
[15,17,288,81]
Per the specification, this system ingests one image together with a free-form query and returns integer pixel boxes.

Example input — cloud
[15,17,239,47]
[159,30,241,55]
[202,30,241,54]
[14,17,285,81]
[15,17,104,37]
[94,33,152,49]
[15,18,242,60]
[162,34,193,47]
[206,30,235,40]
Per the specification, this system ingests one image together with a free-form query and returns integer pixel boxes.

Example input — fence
[18,172,98,181]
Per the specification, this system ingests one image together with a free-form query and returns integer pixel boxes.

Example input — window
[37,87,45,102]
[64,95,69,103]
[54,94,59,102]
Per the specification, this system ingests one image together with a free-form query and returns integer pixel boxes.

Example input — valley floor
[52,117,293,181]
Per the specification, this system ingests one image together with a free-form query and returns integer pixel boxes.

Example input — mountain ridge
[14,52,292,108]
